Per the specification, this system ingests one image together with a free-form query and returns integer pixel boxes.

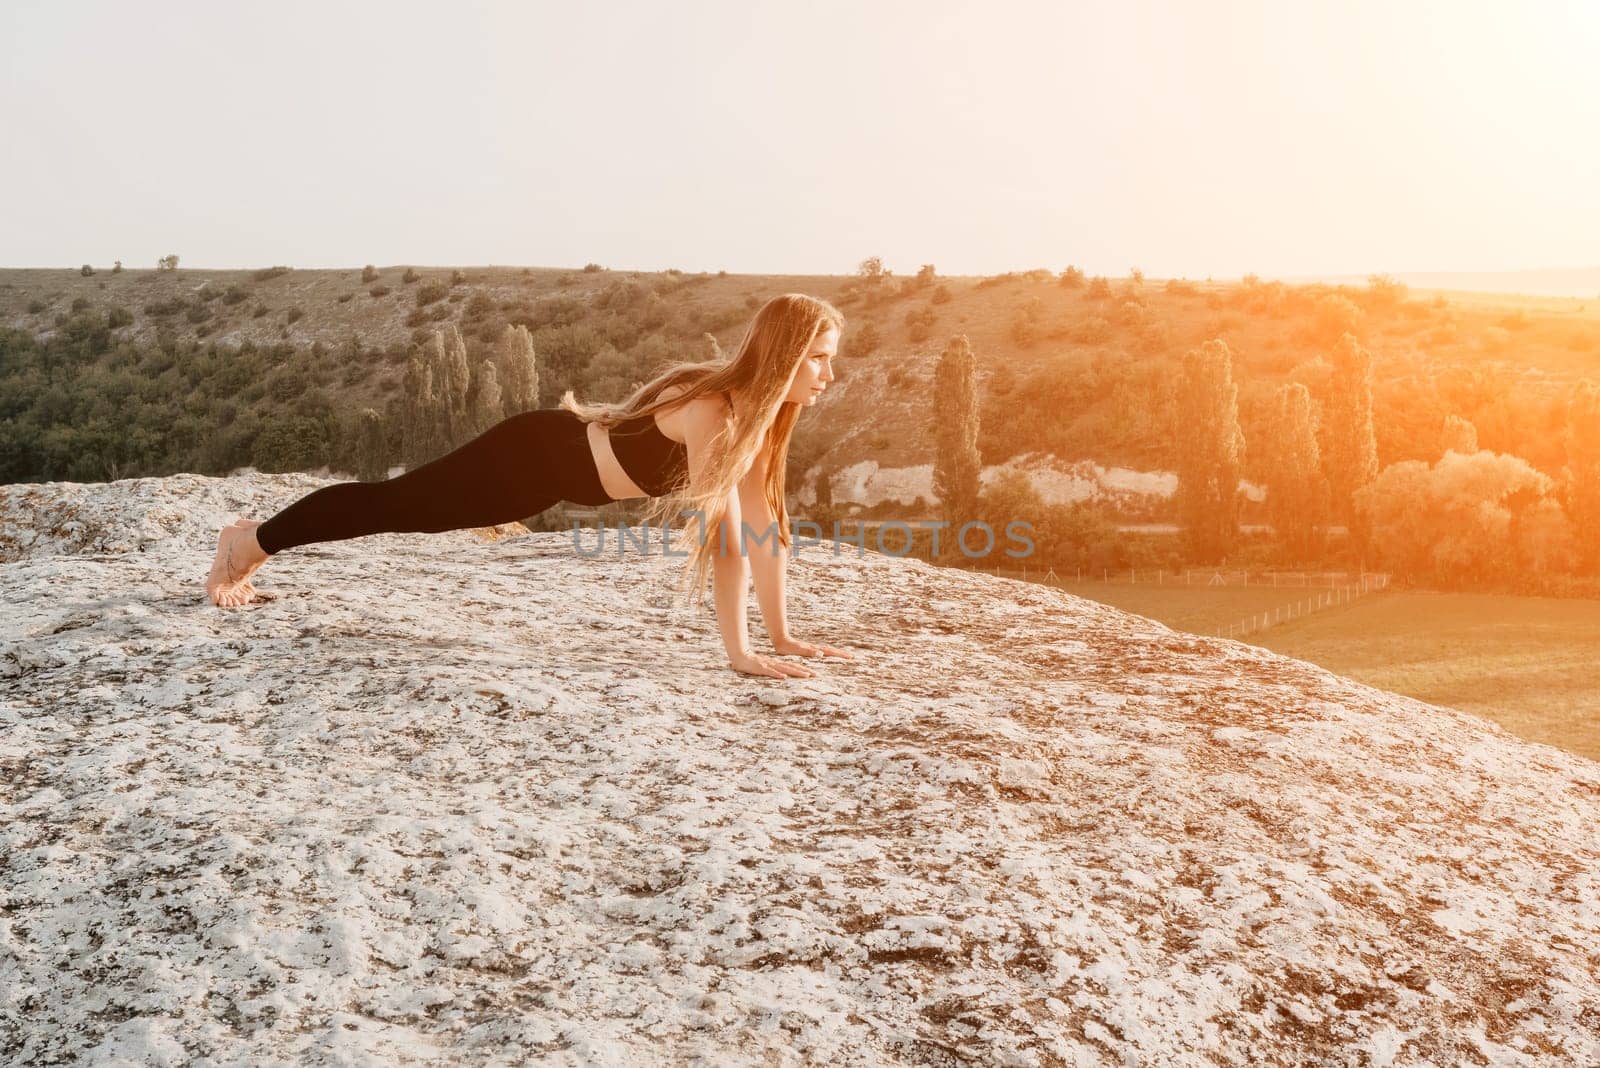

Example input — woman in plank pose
[205,292,854,679]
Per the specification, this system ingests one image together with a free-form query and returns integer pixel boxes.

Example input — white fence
[1212,572,1391,638]
[1061,568,1384,588]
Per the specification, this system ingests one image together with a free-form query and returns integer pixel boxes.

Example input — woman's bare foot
[206,520,271,607]
[225,519,266,599]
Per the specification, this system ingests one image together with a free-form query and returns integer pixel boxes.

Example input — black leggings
[254,408,615,556]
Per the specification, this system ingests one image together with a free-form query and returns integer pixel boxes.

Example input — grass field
[1049,581,1600,764]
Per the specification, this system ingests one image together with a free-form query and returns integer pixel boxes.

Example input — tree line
[918,328,1600,588]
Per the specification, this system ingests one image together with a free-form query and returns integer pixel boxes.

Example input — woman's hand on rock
[728,649,816,679]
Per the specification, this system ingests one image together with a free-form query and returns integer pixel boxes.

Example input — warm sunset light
[4,2,1599,1064]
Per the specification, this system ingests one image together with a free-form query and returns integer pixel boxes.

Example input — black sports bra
[609,389,730,497]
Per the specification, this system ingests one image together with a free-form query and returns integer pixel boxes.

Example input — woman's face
[783,326,840,405]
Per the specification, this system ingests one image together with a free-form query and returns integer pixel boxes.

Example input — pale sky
[4,0,1597,280]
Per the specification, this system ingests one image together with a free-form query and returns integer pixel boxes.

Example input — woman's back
[607,386,731,498]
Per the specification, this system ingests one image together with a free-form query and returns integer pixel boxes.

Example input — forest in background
[1,260,1596,594]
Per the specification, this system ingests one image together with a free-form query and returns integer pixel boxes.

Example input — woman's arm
[740,451,856,664]
[681,397,812,679]
[738,453,791,645]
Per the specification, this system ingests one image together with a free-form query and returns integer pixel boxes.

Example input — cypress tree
[496,324,540,414]
[439,324,472,448]
[1265,382,1326,562]
[1175,339,1245,563]
[401,349,439,468]
[1322,332,1379,531]
[353,407,387,482]
[472,360,505,437]
[933,334,982,553]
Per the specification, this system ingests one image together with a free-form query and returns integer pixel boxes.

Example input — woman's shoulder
[661,384,732,421]
[660,384,732,449]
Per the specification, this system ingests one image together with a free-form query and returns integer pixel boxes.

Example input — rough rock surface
[1,473,1597,1066]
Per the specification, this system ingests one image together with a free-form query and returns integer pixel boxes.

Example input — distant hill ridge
[1286,265,1600,300]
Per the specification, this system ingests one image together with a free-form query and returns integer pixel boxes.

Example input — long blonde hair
[559,292,845,605]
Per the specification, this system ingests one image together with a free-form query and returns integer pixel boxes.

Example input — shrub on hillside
[362,264,379,283]
[1303,294,1363,345]
[638,291,671,331]
[844,322,881,359]
[252,266,291,282]
[1033,500,1125,570]
[1070,316,1112,344]
[369,285,391,298]
[402,267,420,284]
[906,306,936,343]
[595,279,643,308]
[1136,319,1172,357]
[1010,314,1039,347]
[416,283,448,307]
[1364,273,1409,311]
[1009,297,1044,347]
[254,414,333,472]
